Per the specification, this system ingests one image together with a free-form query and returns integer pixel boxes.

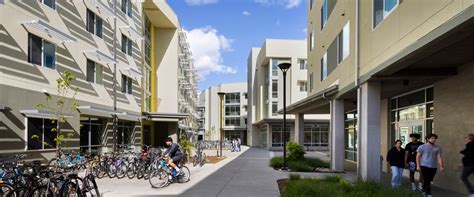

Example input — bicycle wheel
[0,183,16,197]
[90,161,100,177]
[59,180,81,197]
[96,161,107,179]
[148,169,169,188]
[193,155,199,167]
[126,162,137,179]
[178,166,190,183]
[30,186,53,197]
[200,153,207,167]
[107,162,117,178]
[83,176,100,197]
[116,162,127,179]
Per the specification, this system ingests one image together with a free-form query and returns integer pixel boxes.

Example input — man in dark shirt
[163,137,183,176]
[405,133,424,191]
[461,133,474,196]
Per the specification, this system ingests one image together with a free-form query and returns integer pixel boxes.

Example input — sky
[167,0,308,91]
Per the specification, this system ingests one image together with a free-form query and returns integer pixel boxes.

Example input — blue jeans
[391,166,404,188]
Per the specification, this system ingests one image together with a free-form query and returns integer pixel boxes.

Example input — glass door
[397,121,424,148]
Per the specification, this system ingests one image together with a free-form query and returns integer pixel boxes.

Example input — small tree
[178,133,194,157]
[35,71,79,154]
[205,125,216,141]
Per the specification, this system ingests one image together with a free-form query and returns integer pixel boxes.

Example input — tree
[35,71,79,153]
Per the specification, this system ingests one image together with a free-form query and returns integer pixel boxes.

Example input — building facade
[247,39,330,150]
[285,0,474,193]
[198,83,248,144]
[0,0,197,159]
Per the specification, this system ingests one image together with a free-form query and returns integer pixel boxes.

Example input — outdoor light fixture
[217,92,226,157]
[278,62,291,170]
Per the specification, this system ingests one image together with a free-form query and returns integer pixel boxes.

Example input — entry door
[397,121,424,148]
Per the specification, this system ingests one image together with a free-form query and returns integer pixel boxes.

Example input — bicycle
[193,148,206,167]
[148,155,190,188]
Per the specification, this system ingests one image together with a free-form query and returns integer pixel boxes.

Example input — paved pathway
[178,147,284,197]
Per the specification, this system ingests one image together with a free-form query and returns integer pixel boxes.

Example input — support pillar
[294,113,304,145]
[330,99,345,172]
[359,81,381,182]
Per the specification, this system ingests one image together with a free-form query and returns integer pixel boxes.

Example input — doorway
[396,120,424,147]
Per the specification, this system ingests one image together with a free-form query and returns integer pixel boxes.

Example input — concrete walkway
[178,147,284,197]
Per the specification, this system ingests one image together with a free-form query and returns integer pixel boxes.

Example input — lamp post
[278,62,291,170]
[217,92,225,157]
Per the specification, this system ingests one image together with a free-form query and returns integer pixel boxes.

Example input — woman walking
[387,140,406,188]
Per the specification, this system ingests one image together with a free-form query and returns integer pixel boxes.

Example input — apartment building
[0,0,197,159]
[284,0,474,193]
[198,83,248,144]
[247,39,330,150]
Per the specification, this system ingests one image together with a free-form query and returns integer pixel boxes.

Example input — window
[86,9,103,38]
[271,59,278,76]
[225,117,240,126]
[243,105,248,112]
[121,74,133,94]
[28,33,55,69]
[243,93,248,99]
[309,29,314,51]
[144,16,152,65]
[80,117,104,152]
[310,0,314,10]
[272,102,278,114]
[345,111,358,161]
[121,0,132,17]
[309,72,314,92]
[299,81,307,92]
[244,118,247,125]
[121,34,132,56]
[225,93,240,104]
[321,0,337,30]
[303,124,329,147]
[299,59,307,70]
[373,0,399,28]
[27,118,57,150]
[321,52,327,80]
[271,125,290,147]
[86,60,103,85]
[272,80,278,98]
[338,22,350,63]
[225,105,240,116]
[39,0,55,9]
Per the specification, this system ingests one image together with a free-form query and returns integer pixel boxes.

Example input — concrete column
[266,124,271,149]
[330,99,345,172]
[359,81,381,182]
[294,113,304,145]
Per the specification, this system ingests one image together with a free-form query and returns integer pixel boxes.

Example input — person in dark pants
[405,133,424,191]
[387,140,406,188]
[461,133,474,196]
[417,134,444,197]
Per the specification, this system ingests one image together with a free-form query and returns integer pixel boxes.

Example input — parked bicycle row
[0,154,100,197]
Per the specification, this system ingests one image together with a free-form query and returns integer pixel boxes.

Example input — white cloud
[302,28,307,34]
[242,11,251,16]
[185,0,218,6]
[185,27,237,79]
[254,0,302,9]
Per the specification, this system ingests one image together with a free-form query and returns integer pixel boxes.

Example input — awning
[84,0,115,21]
[280,85,338,114]
[119,26,143,41]
[114,112,145,122]
[83,50,117,65]
[20,110,74,119]
[144,112,188,122]
[22,20,77,44]
[77,106,114,118]
[120,66,143,78]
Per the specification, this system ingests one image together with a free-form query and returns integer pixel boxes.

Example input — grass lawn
[270,156,330,172]
[279,175,420,197]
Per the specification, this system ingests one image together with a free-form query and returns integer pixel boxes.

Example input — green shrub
[288,160,313,172]
[289,173,301,181]
[304,157,330,168]
[178,134,194,156]
[281,176,420,197]
[287,141,305,160]
[270,156,284,168]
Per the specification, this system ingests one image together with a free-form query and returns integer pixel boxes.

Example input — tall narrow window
[299,59,307,70]
[321,0,327,29]
[86,60,103,85]
[121,34,132,56]
[121,0,132,17]
[121,74,133,94]
[310,0,314,10]
[272,59,278,76]
[338,22,350,63]
[373,0,399,28]
[321,53,327,81]
[86,9,103,38]
[28,33,56,69]
[272,80,278,98]
[309,29,314,50]
[272,102,278,114]
[309,72,314,92]
[299,81,308,92]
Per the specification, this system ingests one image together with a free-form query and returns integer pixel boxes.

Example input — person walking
[405,133,424,191]
[387,140,406,188]
[461,133,474,196]
[237,137,241,152]
[417,134,444,197]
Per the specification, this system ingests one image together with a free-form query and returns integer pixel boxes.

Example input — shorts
[408,161,417,171]
[171,155,183,164]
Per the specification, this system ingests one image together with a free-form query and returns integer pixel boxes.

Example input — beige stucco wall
[155,27,179,113]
